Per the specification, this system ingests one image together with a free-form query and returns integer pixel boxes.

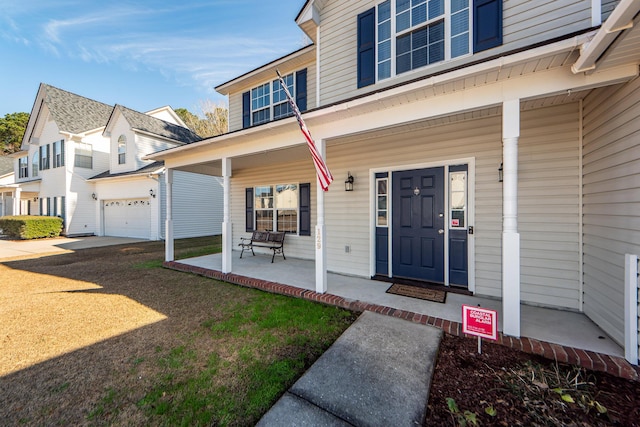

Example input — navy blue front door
[392,167,445,283]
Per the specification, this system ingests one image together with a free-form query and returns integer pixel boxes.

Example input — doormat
[386,284,447,303]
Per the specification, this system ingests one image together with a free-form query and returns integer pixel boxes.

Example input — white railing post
[625,253,639,365]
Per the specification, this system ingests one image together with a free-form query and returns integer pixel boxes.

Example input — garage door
[103,199,151,239]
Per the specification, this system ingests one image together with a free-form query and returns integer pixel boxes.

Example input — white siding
[109,114,136,174]
[228,103,581,310]
[317,0,592,105]
[135,134,178,171]
[582,78,640,346]
[167,171,223,239]
[602,0,620,20]
[231,161,317,259]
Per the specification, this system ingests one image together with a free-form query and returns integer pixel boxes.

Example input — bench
[239,231,286,263]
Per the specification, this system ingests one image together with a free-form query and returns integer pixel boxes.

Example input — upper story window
[32,151,39,177]
[74,142,93,169]
[53,140,65,168]
[117,135,126,165]
[242,69,307,129]
[18,156,28,178]
[377,0,469,80]
[358,0,502,87]
[39,144,50,170]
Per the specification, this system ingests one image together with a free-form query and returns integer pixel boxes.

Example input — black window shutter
[473,0,503,53]
[242,91,251,129]
[245,187,254,232]
[60,139,65,166]
[295,69,307,112]
[299,183,311,236]
[357,8,376,88]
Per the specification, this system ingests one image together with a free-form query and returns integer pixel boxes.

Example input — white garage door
[103,199,151,239]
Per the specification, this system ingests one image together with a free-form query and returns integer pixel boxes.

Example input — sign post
[462,304,498,354]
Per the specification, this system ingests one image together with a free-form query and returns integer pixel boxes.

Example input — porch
[173,251,623,359]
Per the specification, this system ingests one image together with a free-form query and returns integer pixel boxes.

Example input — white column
[165,168,174,262]
[222,158,233,273]
[13,188,22,215]
[315,140,328,294]
[502,99,521,338]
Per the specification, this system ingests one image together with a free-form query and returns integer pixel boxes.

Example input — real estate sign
[462,305,498,341]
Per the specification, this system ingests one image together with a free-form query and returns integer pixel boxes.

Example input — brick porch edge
[164,260,640,381]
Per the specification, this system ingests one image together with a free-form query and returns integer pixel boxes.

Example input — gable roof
[114,105,202,144]
[40,84,114,134]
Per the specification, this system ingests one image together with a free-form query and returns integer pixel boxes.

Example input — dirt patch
[426,334,640,426]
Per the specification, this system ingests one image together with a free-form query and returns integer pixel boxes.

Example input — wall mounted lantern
[498,163,503,183]
[91,193,97,201]
[33,196,38,202]
[149,189,156,198]
[345,172,354,192]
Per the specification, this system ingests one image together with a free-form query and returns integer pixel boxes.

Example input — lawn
[0,236,356,426]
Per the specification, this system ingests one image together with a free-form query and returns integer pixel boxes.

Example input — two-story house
[0,156,16,216]
[11,83,223,240]
[147,1,640,363]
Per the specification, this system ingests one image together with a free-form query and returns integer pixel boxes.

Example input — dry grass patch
[0,236,356,426]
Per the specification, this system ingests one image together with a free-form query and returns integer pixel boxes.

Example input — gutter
[572,0,640,73]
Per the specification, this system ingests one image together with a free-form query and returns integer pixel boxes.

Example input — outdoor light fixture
[91,193,97,200]
[149,189,156,198]
[345,172,354,192]
[33,196,38,202]
[498,163,503,183]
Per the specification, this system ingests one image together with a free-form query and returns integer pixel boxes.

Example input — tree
[0,112,29,155]
[175,100,228,138]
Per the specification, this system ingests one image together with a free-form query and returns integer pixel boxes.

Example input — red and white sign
[451,219,460,227]
[462,305,498,340]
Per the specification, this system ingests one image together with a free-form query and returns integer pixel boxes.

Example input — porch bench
[239,231,286,263]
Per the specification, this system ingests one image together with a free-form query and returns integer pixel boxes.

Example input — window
[39,144,50,170]
[117,135,126,164]
[254,184,299,233]
[243,69,307,128]
[375,0,470,80]
[32,151,39,177]
[250,74,295,125]
[74,142,93,169]
[449,170,467,228]
[18,156,28,178]
[376,178,388,226]
[53,140,65,168]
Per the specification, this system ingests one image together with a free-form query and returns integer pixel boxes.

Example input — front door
[392,167,445,283]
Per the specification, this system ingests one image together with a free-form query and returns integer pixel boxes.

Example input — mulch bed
[426,333,640,426]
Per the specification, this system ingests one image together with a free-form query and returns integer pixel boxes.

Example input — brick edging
[164,260,640,382]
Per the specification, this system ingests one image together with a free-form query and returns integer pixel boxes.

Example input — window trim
[376,177,389,227]
[18,156,28,178]
[375,0,473,82]
[253,183,300,234]
[74,142,93,169]
[249,72,297,127]
[117,135,127,165]
[32,150,39,177]
[53,139,65,168]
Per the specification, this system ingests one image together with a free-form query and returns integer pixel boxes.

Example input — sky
[0,0,310,117]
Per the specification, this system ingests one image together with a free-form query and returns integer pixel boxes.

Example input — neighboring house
[11,83,222,239]
[147,0,640,362]
[0,156,16,216]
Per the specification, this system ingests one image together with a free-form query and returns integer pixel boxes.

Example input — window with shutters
[32,151,39,177]
[254,184,299,233]
[243,69,307,128]
[53,140,65,168]
[18,156,28,178]
[376,0,470,80]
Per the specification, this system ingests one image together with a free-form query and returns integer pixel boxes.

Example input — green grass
[135,291,355,426]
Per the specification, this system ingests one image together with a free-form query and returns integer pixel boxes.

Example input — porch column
[222,158,233,273]
[315,139,327,294]
[13,188,22,215]
[502,99,521,337]
[165,168,174,262]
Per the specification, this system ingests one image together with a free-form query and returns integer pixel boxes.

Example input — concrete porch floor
[179,251,623,358]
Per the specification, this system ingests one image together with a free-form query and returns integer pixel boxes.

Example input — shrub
[0,216,63,239]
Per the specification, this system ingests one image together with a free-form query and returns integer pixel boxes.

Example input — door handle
[438,229,444,234]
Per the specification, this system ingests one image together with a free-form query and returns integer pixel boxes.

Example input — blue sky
[0,0,310,117]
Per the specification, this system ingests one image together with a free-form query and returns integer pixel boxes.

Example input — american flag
[276,70,333,191]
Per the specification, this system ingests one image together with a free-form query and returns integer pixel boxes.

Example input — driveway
[0,236,148,260]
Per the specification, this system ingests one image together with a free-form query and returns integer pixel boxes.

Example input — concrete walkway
[0,236,148,260]
[258,312,443,426]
